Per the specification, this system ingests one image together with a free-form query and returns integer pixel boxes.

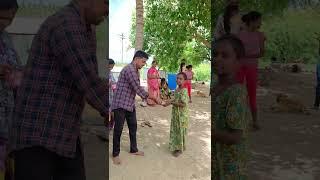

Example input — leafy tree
[131,0,210,72]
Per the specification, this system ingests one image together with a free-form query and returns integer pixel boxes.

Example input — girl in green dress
[212,35,251,180]
[163,72,189,157]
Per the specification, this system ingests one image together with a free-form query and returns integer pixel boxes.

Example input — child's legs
[245,65,258,113]
[187,81,192,99]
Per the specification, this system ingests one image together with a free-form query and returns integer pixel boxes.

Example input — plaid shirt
[9,2,108,158]
[111,63,148,112]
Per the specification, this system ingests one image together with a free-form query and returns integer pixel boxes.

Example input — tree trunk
[135,0,144,51]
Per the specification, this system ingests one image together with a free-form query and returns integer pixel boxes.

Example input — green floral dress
[169,88,189,152]
[213,84,251,180]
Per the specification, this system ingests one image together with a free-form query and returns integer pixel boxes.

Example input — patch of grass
[194,63,211,82]
[261,7,320,64]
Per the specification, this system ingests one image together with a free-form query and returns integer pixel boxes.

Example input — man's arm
[52,22,108,117]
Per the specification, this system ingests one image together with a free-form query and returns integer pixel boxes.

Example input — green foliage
[181,40,210,67]
[211,1,320,65]
[194,63,210,82]
[129,10,136,49]
[261,7,320,64]
[131,0,211,72]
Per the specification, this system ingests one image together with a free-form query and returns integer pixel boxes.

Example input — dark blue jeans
[315,64,320,107]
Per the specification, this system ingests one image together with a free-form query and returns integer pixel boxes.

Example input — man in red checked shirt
[8,0,108,179]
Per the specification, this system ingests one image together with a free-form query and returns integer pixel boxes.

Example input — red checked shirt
[9,2,108,158]
[111,63,148,112]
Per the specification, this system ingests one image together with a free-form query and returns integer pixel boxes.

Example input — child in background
[108,59,116,131]
[163,72,189,157]
[160,78,171,100]
[237,11,265,130]
[212,35,251,179]
[185,65,194,103]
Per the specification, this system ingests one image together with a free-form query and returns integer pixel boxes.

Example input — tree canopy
[130,0,290,72]
[130,0,210,72]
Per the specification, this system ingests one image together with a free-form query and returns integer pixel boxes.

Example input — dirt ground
[108,84,211,180]
[80,71,320,180]
[248,71,320,180]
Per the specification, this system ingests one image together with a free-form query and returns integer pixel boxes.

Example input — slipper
[144,121,152,127]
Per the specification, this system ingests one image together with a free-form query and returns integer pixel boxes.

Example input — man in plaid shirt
[111,50,156,165]
[9,0,108,179]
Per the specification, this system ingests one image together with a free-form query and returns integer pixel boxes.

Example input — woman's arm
[213,129,243,145]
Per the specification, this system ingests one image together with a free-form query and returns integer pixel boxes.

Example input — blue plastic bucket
[167,73,177,90]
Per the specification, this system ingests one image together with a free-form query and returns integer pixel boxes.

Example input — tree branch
[193,32,211,48]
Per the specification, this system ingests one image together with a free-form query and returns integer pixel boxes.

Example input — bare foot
[130,151,144,156]
[112,156,121,165]
[172,150,182,157]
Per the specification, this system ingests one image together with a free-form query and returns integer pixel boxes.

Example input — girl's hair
[108,58,115,65]
[213,34,245,59]
[160,78,167,86]
[223,5,239,34]
[242,11,262,26]
[177,72,187,80]
[0,0,18,10]
[180,62,186,72]
[187,65,192,69]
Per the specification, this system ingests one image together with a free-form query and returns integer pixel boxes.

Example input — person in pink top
[146,60,162,105]
[237,11,266,130]
[185,65,194,103]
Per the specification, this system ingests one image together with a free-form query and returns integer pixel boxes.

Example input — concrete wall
[9,33,107,78]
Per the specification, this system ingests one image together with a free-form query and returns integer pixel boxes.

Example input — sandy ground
[248,71,320,180]
[79,71,320,180]
[108,84,211,180]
